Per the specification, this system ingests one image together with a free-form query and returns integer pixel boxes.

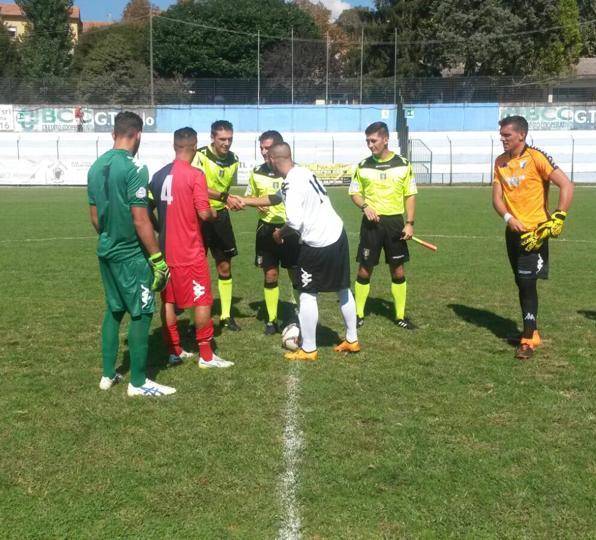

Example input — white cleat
[168,349,194,365]
[99,373,123,390]
[198,353,234,369]
[127,379,176,397]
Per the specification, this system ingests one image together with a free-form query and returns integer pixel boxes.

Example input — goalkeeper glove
[549,210,567,237]
[520,230,543,252]
[149,252,170,292]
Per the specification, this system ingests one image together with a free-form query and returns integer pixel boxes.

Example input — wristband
[406,220,414,225]
[360,203,368,212]
[503,212,513,223]
[220,192,229,203]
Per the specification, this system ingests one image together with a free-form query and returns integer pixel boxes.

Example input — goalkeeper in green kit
[87,111,176,396]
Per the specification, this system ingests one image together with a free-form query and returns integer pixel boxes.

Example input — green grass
[1,185,595,538]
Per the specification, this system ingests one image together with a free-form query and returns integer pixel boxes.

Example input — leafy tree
[16,0,74,79]
[578,0,596,56]
[0,18,20,77]
[76,30,150,103]
[369,0,581,77]
[152,0,320,78]
[122,0,156,23]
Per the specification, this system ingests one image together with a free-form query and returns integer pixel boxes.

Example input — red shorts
[161,261,212,308]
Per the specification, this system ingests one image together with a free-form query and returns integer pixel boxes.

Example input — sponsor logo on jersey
[141,285,152,308]
[300,268,312,288]
[193,280,205,301]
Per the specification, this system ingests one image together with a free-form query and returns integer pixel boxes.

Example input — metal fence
[3,75,596,106]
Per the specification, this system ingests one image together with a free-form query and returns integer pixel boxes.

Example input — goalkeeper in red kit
[149,127,234,369]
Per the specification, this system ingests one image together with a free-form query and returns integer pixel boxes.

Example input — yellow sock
[218,277,233,320]
[354,280,370,318]
[264,285,279,323]
[391,280,407,319]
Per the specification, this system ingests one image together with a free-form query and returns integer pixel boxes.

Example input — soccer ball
[281,323,301,351]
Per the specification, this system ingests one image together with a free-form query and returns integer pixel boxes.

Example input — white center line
[278,364,303,540]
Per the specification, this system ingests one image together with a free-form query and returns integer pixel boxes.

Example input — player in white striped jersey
[240,142,360,360]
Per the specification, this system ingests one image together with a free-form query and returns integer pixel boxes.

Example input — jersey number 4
[160,174,174,205]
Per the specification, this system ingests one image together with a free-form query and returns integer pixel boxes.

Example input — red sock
[163,323,182,356]
[196,319,214,361]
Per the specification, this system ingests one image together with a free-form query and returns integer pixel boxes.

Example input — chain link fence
[2,75,596,105]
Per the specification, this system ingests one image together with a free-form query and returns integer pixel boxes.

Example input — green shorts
[99,254,155,317]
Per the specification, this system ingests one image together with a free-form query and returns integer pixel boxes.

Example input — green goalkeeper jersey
[87,149,149,262]
[349,152,417,216]
[245,163,286,224]
[191,144,239,211]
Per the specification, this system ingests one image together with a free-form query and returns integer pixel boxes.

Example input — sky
[77,0,375,22]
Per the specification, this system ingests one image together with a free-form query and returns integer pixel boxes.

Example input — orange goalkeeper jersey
[493,145,557,229]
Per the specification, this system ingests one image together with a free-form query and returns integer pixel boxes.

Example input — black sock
[516,278,538,338]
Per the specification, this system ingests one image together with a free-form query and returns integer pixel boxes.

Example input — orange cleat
[334,340,361,353]
[284,348,318,361]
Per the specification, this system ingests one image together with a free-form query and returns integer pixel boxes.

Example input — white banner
[0,158,92,185]
[0,105,14,132]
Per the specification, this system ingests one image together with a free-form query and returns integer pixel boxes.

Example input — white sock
[298,292,318,352]
[338,288,358,343]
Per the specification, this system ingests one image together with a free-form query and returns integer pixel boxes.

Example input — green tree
[16,0,74,79]
[0,18,20,77]
[152,0,320,78]
[76,30,150,103]
[578,0,596,56]
[370,0,581,77]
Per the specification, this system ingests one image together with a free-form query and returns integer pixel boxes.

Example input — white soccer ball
[281,323,301,351]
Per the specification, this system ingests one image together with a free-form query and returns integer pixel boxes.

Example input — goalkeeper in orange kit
[492,115,574,360]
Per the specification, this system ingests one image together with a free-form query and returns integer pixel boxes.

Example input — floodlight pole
[359,27,364,104]
[257,30,261,106]
[325,30,330,104]
[393,27,397,105]
[291,27,294,105]
[149,8,154,107]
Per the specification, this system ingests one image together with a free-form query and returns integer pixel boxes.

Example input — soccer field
[1,186,595,538]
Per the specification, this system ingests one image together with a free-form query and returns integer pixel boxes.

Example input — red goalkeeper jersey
[149,159,210,267]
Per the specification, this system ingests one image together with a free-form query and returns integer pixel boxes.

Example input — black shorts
[506,228,549,280]
[356,214,410,268]
[298,229,350,293]
[201,209,238,261]
[255,220,300,270]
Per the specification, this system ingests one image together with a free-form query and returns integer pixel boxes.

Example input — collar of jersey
[372,151,395,163]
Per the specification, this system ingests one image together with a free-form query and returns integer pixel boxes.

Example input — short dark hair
[365,121,389,137]
[499,115,529,135]
[114,111,143,137]
[211,120,233,135]
[174,127,197,145]
[269,141,291,158]
[259,130,283,144]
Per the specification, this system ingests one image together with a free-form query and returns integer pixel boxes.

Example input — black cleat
[356,316,365,328]
[394,318,416,330]
[264,321,279,335]
[221,317,241,331]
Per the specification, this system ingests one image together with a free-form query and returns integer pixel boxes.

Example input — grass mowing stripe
[278,363,303,540]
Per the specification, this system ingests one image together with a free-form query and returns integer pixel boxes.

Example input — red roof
[83,21,113,32]
[0,3,80,19]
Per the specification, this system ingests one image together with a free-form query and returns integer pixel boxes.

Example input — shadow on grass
[248,300,299,327]
[578,309,596,321]
[363,296,394,322]
[120,318,197,381]
[448,304,518,343]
